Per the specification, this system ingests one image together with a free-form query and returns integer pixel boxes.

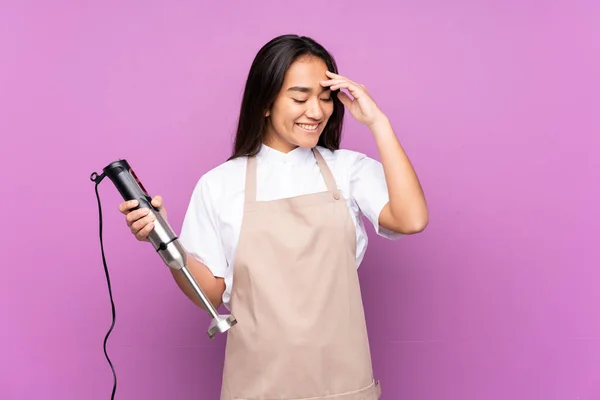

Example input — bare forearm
[169,254,225,310]
[369,117,429,233]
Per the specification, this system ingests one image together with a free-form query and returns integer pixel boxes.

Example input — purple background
[1,0,599,399]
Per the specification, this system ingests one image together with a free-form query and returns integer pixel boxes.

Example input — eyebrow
[286,86,331,93]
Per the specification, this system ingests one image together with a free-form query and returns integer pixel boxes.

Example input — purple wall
[2,1,599,399]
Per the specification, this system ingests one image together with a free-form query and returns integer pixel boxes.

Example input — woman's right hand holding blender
[118,195,167,242]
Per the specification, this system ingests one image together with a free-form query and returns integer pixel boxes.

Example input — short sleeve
[178,176,228,278]
[349,153,403,240]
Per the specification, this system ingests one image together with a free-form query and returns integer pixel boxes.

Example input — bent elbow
[406,219,428,234]
[397,214,429,235]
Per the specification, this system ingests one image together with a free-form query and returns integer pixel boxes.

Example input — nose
[305,98,324,120]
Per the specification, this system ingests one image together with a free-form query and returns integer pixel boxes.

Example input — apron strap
[312,148,337,192]
[245,156,257,203]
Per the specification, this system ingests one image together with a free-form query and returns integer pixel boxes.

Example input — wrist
[368,114,392,134]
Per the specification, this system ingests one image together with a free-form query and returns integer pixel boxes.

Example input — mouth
[296,123,320,133]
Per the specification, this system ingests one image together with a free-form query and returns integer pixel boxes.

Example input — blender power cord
[91,171,118,400]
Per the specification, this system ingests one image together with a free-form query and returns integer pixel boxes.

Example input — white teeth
[297,123,318,131]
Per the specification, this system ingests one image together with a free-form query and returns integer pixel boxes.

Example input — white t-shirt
[178,144,402,310]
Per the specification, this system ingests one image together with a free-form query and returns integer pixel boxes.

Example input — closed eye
[293,98,332,104]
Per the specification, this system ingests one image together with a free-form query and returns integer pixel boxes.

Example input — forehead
[282,57,329,88]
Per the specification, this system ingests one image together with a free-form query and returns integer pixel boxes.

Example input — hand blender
[98,159,237,338]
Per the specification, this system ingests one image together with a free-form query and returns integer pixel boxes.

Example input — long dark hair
[228,34,345,160]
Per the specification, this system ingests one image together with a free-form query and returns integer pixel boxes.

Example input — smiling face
[263,56,334,153]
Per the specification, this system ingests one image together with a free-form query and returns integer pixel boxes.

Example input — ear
[265,110,270,117]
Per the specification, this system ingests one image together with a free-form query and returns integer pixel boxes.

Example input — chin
[295,136,320,149]
[298,131,323,147]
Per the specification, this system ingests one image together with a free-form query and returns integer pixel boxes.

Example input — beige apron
[220,148,381,400]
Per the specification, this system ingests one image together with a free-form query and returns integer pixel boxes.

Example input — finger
[130,218,152,236]
[329,80,357,90]
[320,79,347,89]
[326,71,363,87]
[326,70,348,80]
[126,207,150,226]
[136,221,155,241]
[151,195,163,209]
[321,78,346,85]
[330,81,363,97]
[131,213,156,235]
[118,200,139,214]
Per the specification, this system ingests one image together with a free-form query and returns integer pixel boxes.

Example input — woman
[119,34,428,400]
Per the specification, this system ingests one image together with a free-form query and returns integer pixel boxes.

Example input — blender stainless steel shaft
[102,159,237,338]
[144,204,237,338]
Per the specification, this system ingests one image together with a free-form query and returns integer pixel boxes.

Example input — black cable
[91,172,117,399]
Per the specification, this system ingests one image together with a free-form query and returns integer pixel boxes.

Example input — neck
[262,132,298,154]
